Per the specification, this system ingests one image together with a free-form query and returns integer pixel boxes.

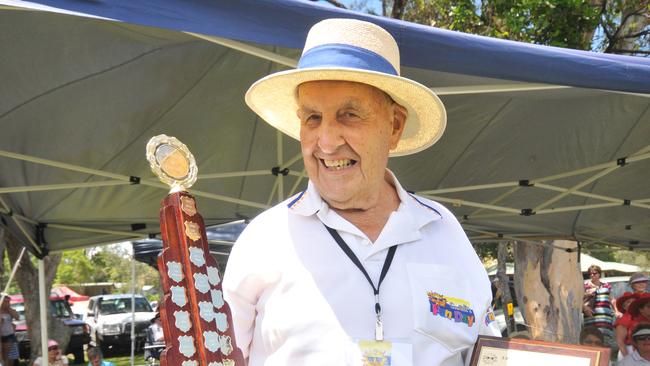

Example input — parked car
[9,294,90,364]
[84,294,156,351]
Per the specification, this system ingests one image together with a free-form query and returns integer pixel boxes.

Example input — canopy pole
[130,257,136,366]
[418,194,521,214]
[45,223,146,237]
[288,170,307,196]
[535,148,650,184]
[1,247,26,295]
[282,153,303,170]
[534,165,619,211]
[266,179,280,206]
[210,251,232,256]
[418,181,518,195]
[463,227,578,251]
[199,170,270,179]
[0,180,129,194]
[185,32,298,68]
[277,131,284,202]
[0,149,268,209]
[418,149,650,196]
[39,259,49,366]
[0,196,42,255]
[462,186,521,220]
[536,202,621,215]
[431,83,569,95]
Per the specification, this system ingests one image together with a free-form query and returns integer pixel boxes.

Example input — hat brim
[245,67,447,157]
[629,295,650,316]
[616,293,639,313]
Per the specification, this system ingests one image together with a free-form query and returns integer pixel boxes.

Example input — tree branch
[623,29,650,39]
[607,48,650,55]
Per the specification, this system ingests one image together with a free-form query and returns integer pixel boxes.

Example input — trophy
[146,135,245,366]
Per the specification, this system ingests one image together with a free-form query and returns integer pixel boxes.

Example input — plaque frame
[469,335,610,366]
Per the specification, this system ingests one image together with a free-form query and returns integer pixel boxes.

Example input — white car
[84,294,156,351]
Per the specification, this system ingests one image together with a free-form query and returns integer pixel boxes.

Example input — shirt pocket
[406,262,480,353]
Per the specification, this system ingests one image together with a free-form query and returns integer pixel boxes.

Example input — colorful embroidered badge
[485,306,496,326]
[427,291,475,327]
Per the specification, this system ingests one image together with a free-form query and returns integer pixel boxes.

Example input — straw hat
[245,18,447,156]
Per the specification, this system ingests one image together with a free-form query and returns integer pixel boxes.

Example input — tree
[346,0,649,55]
[56,245,162,301]
[55,249,95,285]
[4,231,71,362]
[514,240,582,342]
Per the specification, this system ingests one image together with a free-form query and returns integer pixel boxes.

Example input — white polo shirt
[619,350,650,365]
[223,172,499,366]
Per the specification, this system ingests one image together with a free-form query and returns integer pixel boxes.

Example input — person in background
[617,292,641,319]
[617,294,650,361]
[581,326,606,347]
[86,346,115,366]
[630,273,649,294]
[584,265,615,351]
[616,292,642,360]
[148,312,164,343]
[33,339,68,366]
[144,312,164,363]
[617,323,650,365]
[0,295,19,366]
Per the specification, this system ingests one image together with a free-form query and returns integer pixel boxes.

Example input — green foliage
[0,254,21,294]
[372,0,649,54]
[583,244,650,268]
[54,245,161,297]
[401,0,601,49]
[472,241,516,264]
[55,249,95,285]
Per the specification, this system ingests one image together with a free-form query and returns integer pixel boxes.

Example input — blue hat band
[297,44,398,76]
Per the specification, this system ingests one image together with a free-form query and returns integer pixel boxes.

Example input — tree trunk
[391,0,406,19]
[514,240,582,343]
[0,227,5,275]
[496,242,515,336]
[4,232,70,362]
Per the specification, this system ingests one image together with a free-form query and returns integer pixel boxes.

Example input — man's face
[634,332,650,354]
[297,81,405,209]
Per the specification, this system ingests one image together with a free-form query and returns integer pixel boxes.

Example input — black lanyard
[324,224,397,341]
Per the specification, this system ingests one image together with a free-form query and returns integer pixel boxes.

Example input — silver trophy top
[146,135,198,193]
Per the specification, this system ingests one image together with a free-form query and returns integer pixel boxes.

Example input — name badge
[358,340,413,366]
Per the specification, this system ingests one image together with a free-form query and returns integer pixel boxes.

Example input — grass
[104,353,147,366]
[17,349,148,366]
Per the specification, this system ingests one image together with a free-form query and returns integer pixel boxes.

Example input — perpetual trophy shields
[146,135,245,366]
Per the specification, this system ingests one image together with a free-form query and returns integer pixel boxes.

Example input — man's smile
[320,158,357,170]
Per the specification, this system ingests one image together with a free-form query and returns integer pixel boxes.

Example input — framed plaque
[469,335,610,366]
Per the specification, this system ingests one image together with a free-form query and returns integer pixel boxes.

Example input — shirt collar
[287,169,442,230]
[632,350,647,361]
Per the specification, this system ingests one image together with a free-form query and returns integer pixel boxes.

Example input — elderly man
[223,18,499,366]
[619,324,650,365]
